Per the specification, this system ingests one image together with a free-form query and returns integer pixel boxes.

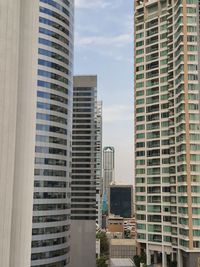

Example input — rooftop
[110,239,136,246]
[110,258,135,267]
[109,215,124,220]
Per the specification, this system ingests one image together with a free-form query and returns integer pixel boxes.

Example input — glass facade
[71,79,97,221]
[96,101,103,226]
[109,186,133,218]
[31,0,73,266]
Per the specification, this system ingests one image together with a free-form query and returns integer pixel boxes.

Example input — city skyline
[74,0,134,184]
[4,1,200,267]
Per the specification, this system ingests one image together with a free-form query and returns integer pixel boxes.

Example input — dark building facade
[109,185,133,218]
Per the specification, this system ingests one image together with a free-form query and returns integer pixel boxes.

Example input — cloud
[105,13,133,32]
[75,33,132,47]
[103,105,133,123]
[75,0,111,9]
[75,32,133,62]
[97,49,133,63]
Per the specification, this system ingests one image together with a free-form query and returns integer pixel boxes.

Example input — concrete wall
[108,224,124,233]
[110,258,134,267]
[110,244,136,259]
[182,251,200,267]
[71,220,96,267]
[0,1,20,265]
[73,75,97,88]
[10,0,38,266]
[0,1,38,266]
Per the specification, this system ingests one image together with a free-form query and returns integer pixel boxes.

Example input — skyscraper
[135,0,200,266]
[96,101,103,227]
[103,146,115,197]
[71,75,98,267]
[0,1,74,266]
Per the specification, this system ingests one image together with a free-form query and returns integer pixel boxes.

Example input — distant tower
[103,146,115,198]
[71,75,98,267]
[96,101,103,226]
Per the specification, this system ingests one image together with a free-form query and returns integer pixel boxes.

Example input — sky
[74,0,134,184]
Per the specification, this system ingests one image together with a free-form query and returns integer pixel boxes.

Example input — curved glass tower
[31,0,73,266]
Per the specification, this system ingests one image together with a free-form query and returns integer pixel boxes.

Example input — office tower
[103,146,115,197]
[96,101,103,226]
[135,0,200,266]
[0,1,74,267]
[71,75,98,267]
[109,185,133,218]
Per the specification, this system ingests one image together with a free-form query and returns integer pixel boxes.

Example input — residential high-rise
[0,1,74,266]
[103,146,115,197]
[71,75,98,267]
[96,101,103,226]
[135,1,200,266]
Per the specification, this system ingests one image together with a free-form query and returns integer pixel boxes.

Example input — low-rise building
[110,258,135,267]
[108,215,124,235]
[107,232,123,240]
[124,217,136,239]
[110,239,136,259]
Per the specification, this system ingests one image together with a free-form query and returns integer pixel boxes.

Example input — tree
[133,255,141,267]
[140,251,147,264]
[96,232,109,257]
[97,256,108,267]
[96,231,109,267]
[170,261,177,267]
[133,252,147,267]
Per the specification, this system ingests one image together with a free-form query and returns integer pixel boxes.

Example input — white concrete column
[9,0,38,266]
[154,251,157,264]
[146,244,151,266]
[162,251,167,267]
[178,249,183,267]
[172,251,174,262]
[0,0,21,266]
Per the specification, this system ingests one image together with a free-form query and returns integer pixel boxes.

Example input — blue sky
[74,0,134,184]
